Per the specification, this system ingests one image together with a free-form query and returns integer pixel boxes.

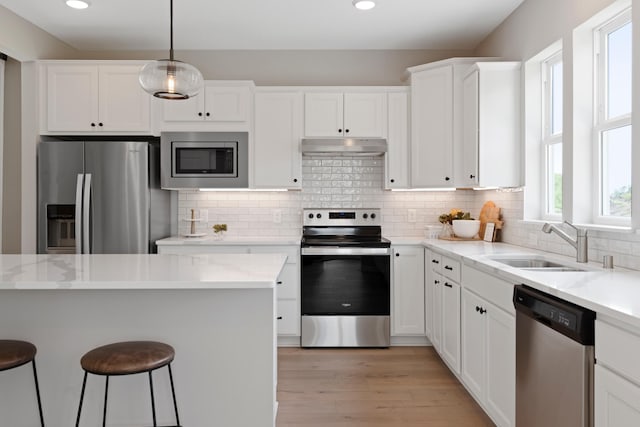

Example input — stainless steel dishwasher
[513,285,596,427]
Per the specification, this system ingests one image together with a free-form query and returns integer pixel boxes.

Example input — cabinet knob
[444,282,453,288]
[390,179,395,183]
[338,129,343,133]
[479,307,487,314]
[345,129,350,133]
[470,174,476,179]
[90,123,96,127]
[444,265,453,271]
[434,280,440,284]
[98,122,103,127]
[277,316,283,320]
[198,112,203,117]
[476,306,480,312]
[431,259,439,264]
[277,281,283,285]
[395,253,400,257]
[293,178,298,183]
[206,112,210,117]
[445,176,451,181]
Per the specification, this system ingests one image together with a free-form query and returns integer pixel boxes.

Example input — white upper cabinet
[304,92,387,137]
[460,62,521,188]
[42,62,151,133]
[253,90,303,189]
[385,91,410,189]
[409,63,456,187]
[158,81,253,131]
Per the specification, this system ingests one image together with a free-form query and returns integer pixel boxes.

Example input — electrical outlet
[199,209,209,223]
[408,209,417,223]
[273,209,282,224]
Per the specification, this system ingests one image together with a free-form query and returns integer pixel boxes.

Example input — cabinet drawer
[428,252,443,274]
[157,245,250,255]
[276,264,299,300]
[596,320,640,386]
[277,300,300,336]
[442,256,461,282]
[250,245,300,264]
[462,265,515,315]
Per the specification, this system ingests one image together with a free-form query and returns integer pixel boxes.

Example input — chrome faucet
[542,221,589,263]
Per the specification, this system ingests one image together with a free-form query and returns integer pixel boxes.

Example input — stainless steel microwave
[160,132,249,189]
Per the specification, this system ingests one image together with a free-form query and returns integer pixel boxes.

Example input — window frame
[593,9,632,226]
[542,51,563,221]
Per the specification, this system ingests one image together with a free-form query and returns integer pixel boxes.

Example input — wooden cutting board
[479,201,501,240]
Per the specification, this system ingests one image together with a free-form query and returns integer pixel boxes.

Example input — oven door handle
[301,247,391,256]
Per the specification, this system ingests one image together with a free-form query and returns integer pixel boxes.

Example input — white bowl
[452,220,480,239]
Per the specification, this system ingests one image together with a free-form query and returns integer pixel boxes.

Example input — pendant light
[139,0,203,99]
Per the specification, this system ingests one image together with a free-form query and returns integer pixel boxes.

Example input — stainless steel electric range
[300,208,391,347]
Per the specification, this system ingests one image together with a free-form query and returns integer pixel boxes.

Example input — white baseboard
[278,335,301,347]
[390,335,431,346]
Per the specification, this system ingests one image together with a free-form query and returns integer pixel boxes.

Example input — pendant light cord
[169,0,174,61]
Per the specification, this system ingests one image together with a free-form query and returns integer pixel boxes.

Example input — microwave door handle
[75,174,84,254]
[83,173,92,254]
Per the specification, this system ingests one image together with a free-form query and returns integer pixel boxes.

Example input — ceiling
[0,0,525,51]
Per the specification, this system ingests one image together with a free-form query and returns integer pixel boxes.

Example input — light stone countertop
[156,236,301,246]
[0,253,287,290]
[422,240,640,330]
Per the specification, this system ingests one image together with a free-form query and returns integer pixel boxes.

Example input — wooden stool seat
[76,341,181,427]
[0,340,37,371]
[80,341,174,375]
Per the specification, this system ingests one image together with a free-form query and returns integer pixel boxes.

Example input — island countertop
[0,253,287,290]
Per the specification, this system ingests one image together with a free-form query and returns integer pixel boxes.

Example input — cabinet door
[343,93,386,137]
[595,365,640,427]
[385,92,409,188]
[461,288,486,402]
[424,251,433,340]
[411,65,454,187]
[461,70,479,187]
[205,85,250,122]
[432,272,443,352]
[392,246,425,336]
[162,93,205,122]
[304,93,344,137]
[485,300,515,427]
[98,65,151,132]
[253,92,302,189]
[441,279,460,373]
[45,64,99,132]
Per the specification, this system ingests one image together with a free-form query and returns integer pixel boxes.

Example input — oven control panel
[303,208,381,226]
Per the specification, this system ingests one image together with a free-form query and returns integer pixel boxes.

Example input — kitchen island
[0,253,286,427]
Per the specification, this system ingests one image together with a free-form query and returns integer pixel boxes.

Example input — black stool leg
[167,364,181,426]
[75,371,88,427]
[102,376,109,427]
[149,371,157,427]
[31,359,45,427]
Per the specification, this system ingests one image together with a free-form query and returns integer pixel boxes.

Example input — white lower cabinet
[392,245,425,336]
[595,319,640,426]
[441,277,460,374]
[461,265,515,427]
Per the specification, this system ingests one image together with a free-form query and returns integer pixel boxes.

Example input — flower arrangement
[438,209,474,224]
[212,224,227,233]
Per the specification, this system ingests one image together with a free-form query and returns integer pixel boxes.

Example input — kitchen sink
[489,257,586,272]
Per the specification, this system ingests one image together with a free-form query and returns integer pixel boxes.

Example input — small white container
[424,225,441,240]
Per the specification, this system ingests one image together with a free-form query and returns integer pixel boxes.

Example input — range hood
[301,138,387,156]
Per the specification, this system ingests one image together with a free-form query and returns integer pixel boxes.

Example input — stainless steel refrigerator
[37,139,171,254]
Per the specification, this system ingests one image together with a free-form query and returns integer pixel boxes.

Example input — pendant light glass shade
[139,59,203,99]
[139,0,203,99]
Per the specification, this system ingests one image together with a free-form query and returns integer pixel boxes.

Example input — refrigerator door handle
[83,173,92,254]
[75,174,84,255]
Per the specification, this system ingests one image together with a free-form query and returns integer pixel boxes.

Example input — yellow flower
[450,208,462,216]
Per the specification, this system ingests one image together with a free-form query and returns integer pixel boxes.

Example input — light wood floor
[277,346,494,427]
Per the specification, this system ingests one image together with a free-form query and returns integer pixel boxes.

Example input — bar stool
[75,341,181,427]
[0,340,45,427]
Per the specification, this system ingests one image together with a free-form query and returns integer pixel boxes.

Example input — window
[594,10,632,224]
[542,52,563,218]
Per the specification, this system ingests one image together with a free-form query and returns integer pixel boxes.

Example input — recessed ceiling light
[66,0,90,9]
[352,0,376,11]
